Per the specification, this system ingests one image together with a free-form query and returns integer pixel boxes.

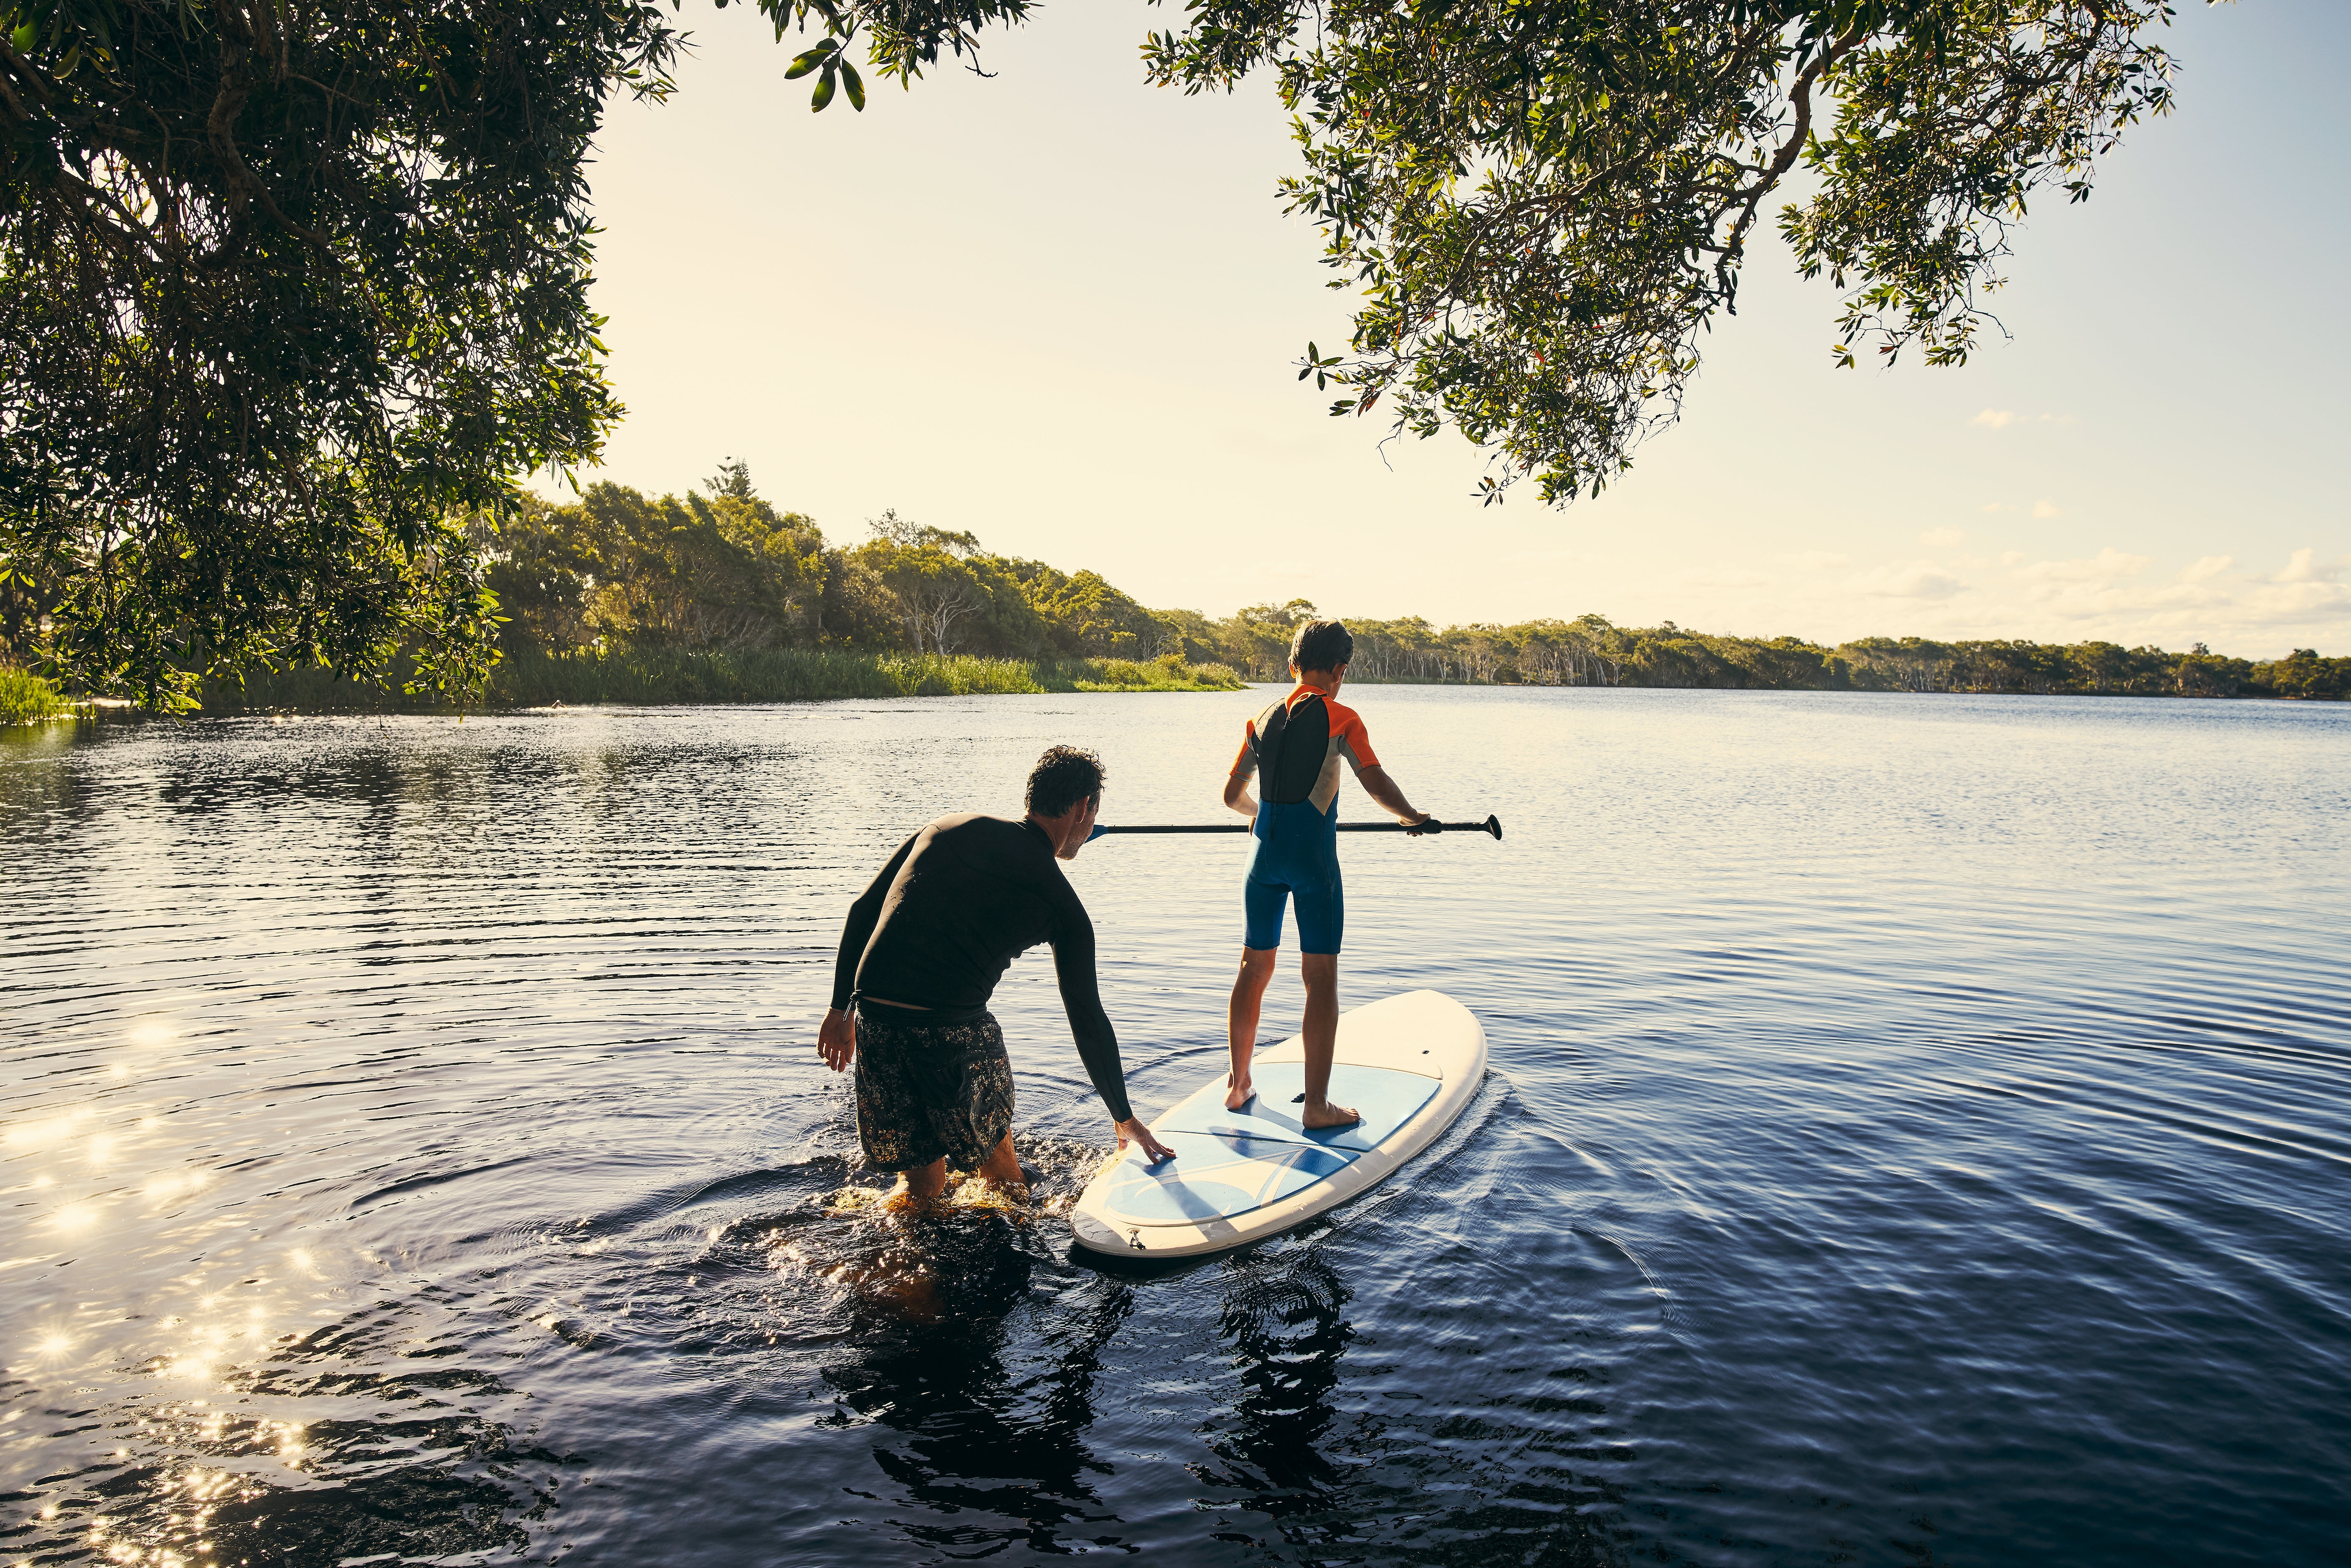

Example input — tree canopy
[0,0,2217,705]
[0,0,684,706]
[425,463,2351,705]
[1142,0,2194,503]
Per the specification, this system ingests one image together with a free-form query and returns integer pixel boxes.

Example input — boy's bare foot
[1223,1073,1256,1111]
[1301,1100,1361,1130]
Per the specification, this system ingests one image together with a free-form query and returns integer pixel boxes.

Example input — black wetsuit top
[828,813,1132,1122]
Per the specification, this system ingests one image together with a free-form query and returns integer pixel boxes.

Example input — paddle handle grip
[1091,815,1501,840]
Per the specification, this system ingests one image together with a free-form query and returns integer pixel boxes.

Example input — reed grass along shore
[193,648,1245,713]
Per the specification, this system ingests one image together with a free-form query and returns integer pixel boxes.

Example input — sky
[569,0,2350,657]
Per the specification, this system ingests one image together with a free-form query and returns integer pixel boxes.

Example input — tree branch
[201,7,331,251]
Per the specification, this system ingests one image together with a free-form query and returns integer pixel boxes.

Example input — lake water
[4,687,2348,1567]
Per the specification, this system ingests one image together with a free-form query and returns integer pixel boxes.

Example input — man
[1221,620,1430,1127]
[818,745,1176,1198]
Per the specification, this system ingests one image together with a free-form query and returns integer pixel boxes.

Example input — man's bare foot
[1224,1073,1256,1111]
[889,1158,950,1204]
[1301,1100,1361,1130]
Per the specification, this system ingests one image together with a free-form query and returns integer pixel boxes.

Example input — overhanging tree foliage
[0,0,683,705]
[1,0,2216,705]
[788,0,2203,502]
[1133,0,2197,503]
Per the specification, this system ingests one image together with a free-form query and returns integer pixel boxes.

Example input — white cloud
[1851,563,1966,600]
[2018,548,2151,586]
[1613,543,2345,657]
[2274,547,2344,585]
[2010,549,2170,622]
[2031,499,2063,519]
[1969,410,2074,432]
[1918,527,1968,547]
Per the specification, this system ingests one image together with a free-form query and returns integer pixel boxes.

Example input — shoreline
[9,650,1242,721]
[9,656,2346,727]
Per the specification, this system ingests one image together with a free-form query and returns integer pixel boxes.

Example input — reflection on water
[1201,1249,1356,1508]
[4,692,2349,1565]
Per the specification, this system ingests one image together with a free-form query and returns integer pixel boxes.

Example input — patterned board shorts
[852,1007,1017,1172]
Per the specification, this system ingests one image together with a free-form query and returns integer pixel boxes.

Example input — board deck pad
[1095,1130,1355,1226]
[1074,990,1487,1253]
[1158,1063,1439,1154]
[1094,1064,1441,1228]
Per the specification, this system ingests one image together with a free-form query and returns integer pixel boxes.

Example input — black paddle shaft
[1094,814,1502,840]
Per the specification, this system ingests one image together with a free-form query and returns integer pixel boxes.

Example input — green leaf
[11,22,34,51]
[784,39,838,79]
[841,60,865,111]
[811,66,837,111]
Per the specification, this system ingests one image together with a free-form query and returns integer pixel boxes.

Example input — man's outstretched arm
[1051,902,1176,1164]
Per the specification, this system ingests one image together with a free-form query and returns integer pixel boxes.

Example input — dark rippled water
[5,687,2348,1566]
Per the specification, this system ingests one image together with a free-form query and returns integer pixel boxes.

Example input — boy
[1220,620,1430,1126]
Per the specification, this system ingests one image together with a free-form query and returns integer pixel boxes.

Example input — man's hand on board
[1116,1117,1176,1164]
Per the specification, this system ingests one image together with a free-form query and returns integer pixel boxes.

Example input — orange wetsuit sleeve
[1331,704,1380,772]
[1231,720,1259,780]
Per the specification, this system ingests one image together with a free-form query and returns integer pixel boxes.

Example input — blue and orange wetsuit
[1228,683,1381,954]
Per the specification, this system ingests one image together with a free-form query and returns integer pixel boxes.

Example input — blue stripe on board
[1098,1129,1358,1225]
[1155,1062,1439,1152]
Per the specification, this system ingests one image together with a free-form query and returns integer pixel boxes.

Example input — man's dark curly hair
[1026,745,1106,818]
[1290,619,1355,672]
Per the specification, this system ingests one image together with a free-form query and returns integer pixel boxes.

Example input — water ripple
[3,691,2348,1565]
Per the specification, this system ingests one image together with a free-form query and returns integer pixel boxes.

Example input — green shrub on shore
[197,647,1244,712]
[490,646,1048,705]
[1051,655,1246,693]
[1,667,73,725]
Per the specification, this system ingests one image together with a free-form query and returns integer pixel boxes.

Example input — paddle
[1090,814,1502,840]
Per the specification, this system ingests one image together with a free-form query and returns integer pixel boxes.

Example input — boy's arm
[1224,731,1258,817]
[1336,710,1430,831]
[1356,765,1432,829]
[1223,770,1256,817]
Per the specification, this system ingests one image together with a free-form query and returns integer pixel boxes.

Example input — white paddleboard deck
[1070,989,1487,1258]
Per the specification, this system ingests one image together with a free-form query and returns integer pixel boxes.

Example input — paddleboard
[1069,989,1487,1258]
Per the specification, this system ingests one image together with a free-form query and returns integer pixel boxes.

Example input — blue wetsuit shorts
[1243,799,1343,953]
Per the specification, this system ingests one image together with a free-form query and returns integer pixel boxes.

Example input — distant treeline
[485,468,2343,701]
[6,463,2340,718]
[1300,619,2350,701]
[485,464,1197,670]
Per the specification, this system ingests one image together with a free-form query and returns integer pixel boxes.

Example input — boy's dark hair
[1290,619,1355,672]
[1026,745,1106,818]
